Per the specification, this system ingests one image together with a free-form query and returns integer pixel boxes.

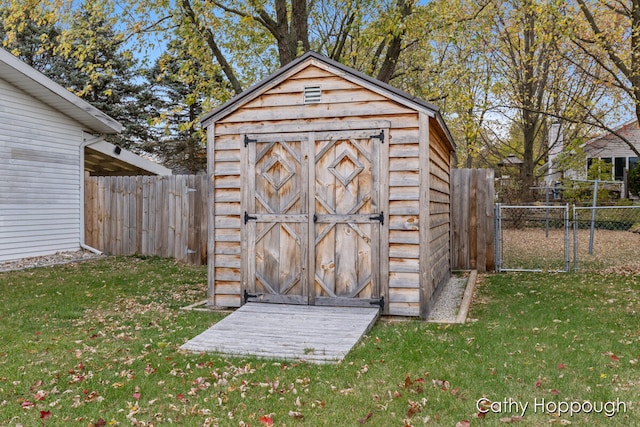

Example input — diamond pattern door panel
[313,132,381,304]
[246,136,308,304]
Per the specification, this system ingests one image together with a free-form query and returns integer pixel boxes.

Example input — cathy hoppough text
[476,397,627,418]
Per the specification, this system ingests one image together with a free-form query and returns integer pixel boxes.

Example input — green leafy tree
[145,39,222,173]
[628,164,640,197]
[49,0,155,150]
[0,3,61,72]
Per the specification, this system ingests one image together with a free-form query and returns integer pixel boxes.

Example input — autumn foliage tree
[570,0,640,157]
[1,0,633,184]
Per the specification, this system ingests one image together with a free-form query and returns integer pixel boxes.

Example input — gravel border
[0,250,104,273]
[427,271,476,323]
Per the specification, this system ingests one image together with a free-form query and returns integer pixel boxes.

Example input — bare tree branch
[181,0,243,94]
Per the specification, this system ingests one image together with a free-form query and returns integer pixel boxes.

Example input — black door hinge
[244,211,257,224]
[370,130,384,143]
[313,214,318,223]
[244,135,257,147]
[370,296,384,311]
[370,211,384,225]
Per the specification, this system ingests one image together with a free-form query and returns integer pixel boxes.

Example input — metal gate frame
[495,204,571,272]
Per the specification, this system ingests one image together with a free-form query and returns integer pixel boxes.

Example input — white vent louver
[304,86,321,104]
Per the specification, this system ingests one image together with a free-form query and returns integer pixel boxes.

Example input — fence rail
[84,175,208,265]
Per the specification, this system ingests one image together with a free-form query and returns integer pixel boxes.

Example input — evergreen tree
[0,5,61,72]
[50,0,155,151]
[145,39,226,173]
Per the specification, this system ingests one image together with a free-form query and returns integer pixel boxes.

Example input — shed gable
[219,64,415,125]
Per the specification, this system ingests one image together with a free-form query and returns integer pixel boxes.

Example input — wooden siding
[84,175,208,265]
[0,77,82,261]
[427,117,452,314]
[208,62,453,317]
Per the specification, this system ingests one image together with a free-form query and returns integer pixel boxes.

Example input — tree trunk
[273,0,309,66]
[376,0,413,83]
[181,0,243,95]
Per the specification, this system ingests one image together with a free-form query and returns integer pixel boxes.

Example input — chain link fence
[573,206,640,272]
[495,204,640,272]
[495,205,570,272]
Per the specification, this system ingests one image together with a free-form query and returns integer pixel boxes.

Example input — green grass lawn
[1,257,638,426]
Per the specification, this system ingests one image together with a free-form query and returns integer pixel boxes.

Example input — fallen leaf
[95,419,107,427]
[40,410,51,420]
[407,401,421,417]
[357,412,373,424]
[404,376,412,389]
[455,421,470,427]
[535,379,542,388]
[132,392,140,401]
[288,410,304,420]
[34,390,47,401]
[610,354,619,362]
[259,415,274,426]
[558,363,565,369]
[500,416,524,423]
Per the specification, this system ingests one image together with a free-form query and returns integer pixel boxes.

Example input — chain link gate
[495,204,570,272]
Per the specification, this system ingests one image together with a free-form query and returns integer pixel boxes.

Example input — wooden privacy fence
[450,168,495,272]
[85,170,494,270]
[85,175,208,265]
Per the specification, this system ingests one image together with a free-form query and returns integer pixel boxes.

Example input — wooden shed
[201,52,455,318]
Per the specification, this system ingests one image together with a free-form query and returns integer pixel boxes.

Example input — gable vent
[304,86,322,104]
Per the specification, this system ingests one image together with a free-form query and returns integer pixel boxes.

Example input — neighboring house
[583,120,640,189]
[201,51,455,318]
[0,48,170,262]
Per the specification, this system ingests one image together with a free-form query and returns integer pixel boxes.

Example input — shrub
[629,164,640,197]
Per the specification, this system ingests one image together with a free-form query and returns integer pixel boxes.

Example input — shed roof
[201,51,455,149]
[0,47,122,134]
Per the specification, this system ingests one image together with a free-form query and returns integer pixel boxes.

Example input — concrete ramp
[181,303,380,363]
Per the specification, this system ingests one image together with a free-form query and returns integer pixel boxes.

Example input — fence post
[545,188,550,238]
[564,204,570,272]
[589,180,598,254]
[494,203,501,272]
[573,205,578,272]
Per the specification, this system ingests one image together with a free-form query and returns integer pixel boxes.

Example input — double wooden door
[243,129,384,307]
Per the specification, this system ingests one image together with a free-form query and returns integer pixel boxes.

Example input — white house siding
[0,76,83,261]
[583,122,640,181]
